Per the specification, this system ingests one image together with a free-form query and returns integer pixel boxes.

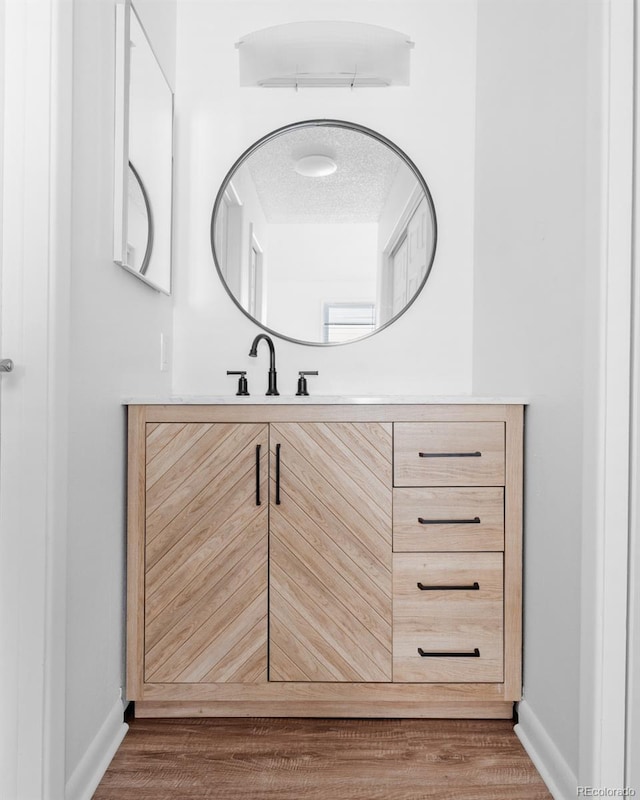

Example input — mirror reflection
[127,162,153,275]
[114,3,173,294]
[127,5,173,292]
[211,121,437,345]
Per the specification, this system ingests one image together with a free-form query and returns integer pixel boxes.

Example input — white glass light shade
[236,21,414,88]
[294,155,338,177]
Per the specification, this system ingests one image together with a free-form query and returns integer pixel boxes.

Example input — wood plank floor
[92,716,552,800]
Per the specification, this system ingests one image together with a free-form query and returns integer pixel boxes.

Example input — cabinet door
[143,422,268,684]
[269,422,392,681]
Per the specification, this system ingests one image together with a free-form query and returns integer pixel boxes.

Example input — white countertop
[123,395,527,405]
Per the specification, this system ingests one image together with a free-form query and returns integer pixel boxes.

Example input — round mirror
[211,120,437,345]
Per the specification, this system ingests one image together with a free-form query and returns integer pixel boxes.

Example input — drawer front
[393,422,505,486]
[393,553,503,682]
[393,487,504,552]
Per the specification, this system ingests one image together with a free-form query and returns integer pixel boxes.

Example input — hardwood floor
[93,716,551,799]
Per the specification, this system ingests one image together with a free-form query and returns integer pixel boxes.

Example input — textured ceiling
[243,126,412,223]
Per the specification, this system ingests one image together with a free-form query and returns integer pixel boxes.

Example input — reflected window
[323,302,376,343]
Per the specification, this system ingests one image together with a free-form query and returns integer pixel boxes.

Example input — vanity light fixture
[294,154,337,177]
[236,21,414,89]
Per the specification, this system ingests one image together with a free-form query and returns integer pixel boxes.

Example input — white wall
[134,0,177,90]
[267,223,377,342]
[65,0,175,792]
[173,0,477,397]
[472,0,601,791]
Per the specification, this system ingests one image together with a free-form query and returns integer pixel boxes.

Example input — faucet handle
[226,370,249,396]
[296,371,318,397]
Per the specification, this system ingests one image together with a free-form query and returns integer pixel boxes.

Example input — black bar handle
[255,444,261,506]
[418,517,481,525]
[418,648,480,658]
[275,443,281,505]
[417,581,480,591]
[418,451,482,458]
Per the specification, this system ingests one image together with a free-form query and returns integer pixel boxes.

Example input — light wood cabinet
[127,403,522,719]
[393,487,504,552]
[269,422,392,682]
[140,422,268,685]
[394,421,505,486]
[392,552,504,683]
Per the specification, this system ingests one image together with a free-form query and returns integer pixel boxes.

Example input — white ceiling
[244,125,409,223]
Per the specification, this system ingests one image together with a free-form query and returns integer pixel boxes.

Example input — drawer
[393,422,505,486]
[393,552,503,682]
[393,487,504,552]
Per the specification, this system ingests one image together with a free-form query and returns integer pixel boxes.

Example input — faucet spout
[248,333,279,396]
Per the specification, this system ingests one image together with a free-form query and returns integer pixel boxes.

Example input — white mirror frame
[113,1,174,294]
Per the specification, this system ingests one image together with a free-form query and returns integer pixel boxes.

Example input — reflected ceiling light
[236,21,414,89]
[294,154,338,177]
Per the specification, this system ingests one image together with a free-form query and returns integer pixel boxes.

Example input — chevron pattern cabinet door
[144,422,268,684]
[269,422,393,682]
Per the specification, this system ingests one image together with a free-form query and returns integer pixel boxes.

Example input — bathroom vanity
[126,400,523,718]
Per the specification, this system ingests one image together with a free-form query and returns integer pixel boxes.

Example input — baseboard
[515,700,577,800]
[65,693,128,800]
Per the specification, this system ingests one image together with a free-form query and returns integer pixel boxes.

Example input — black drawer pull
[418,451,482,458]
[418,647,480,658]
[418,517,481,525]
[275,443,281,505]
[417,581,480,591]
[255,444,261,506]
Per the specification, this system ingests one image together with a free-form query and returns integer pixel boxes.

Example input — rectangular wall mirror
[114,1,174,294]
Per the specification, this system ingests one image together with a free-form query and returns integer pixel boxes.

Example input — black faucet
[248,333,279,396]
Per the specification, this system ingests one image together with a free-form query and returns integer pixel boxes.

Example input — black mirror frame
[210,119,438,347]
[128,161,154,277]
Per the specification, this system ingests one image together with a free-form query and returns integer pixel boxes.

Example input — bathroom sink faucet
[248,333,279,396]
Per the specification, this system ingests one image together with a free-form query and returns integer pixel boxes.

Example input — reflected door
[248,232,264,322]
[389,196,429,318]
[391,235,409,317]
